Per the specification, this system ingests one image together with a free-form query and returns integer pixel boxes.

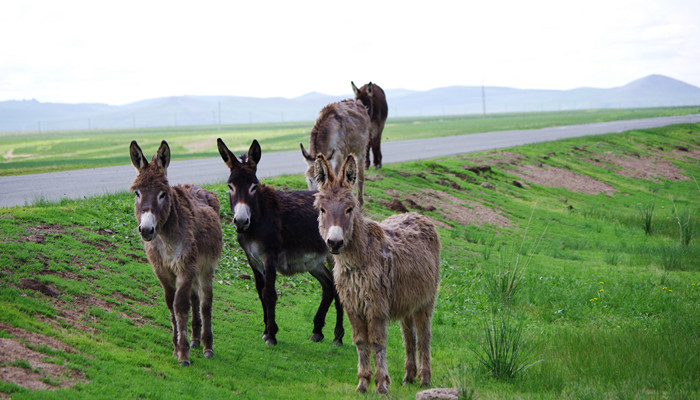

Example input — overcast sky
[1,0,698,105]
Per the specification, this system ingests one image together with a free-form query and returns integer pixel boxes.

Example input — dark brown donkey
[130,140,223,366]
[217,138,344,346]
[352,81,388,169]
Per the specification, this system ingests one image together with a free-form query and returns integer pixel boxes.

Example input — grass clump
[472,313,539,381]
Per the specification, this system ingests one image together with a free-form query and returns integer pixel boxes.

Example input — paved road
[2,114,699,208]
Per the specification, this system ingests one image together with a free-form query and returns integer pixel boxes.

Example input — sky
[1,0,699,105]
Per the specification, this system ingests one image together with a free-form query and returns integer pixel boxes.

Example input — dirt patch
[385,189,511,228]
[511,164,618,195]
[603,153,689,182]
[2,149,34,163]
[0,323,85,392]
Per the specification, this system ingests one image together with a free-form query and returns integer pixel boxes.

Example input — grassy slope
[0,123,698,399]
[1,106,699,176]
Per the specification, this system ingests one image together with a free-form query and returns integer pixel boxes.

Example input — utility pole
[481,80,486,119]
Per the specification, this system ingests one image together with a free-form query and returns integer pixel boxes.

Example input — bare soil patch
[385,189,511,228]
[599,152,690,182]
[0,323,85,393]
[511,164,618,195]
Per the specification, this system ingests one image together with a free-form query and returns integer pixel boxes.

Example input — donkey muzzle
[233,203,251,232]
[138,211,157,241]
[326,226,345,254]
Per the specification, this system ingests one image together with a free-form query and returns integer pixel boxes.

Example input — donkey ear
[155,140,170,172]
[248,140,262,166]
[130,140,148,172]
[340,154,358,187]
[367,82,373,97]
[217,138,240,169]
[313,154,334,189]
[300,143,314,162]
[351,81,359,96]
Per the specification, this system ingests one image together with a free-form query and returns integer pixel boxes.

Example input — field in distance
[1,106,699,176]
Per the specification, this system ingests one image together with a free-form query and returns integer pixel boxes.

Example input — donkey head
[218,138,261,233]
[300,143,336,190]
[351,81,374,116]
[129,140,172,242]
[313,154,359,254]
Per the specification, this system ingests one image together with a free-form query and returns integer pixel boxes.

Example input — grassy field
[1,122,699,399]
[1,106,699,176]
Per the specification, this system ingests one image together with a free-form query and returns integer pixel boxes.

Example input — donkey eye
[228,184,235,195]
[134,190,141,199]
[346,207,353,216]
[249,184,258,195]
[158,191,167,201]
[320,208,327,215]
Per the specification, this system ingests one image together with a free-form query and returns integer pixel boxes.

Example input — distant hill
[2,74,699,133]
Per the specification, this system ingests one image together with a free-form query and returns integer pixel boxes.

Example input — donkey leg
[357,160,365,206]
[346,311,371,392]
[372,137,382,169]
[199,276,214,358]
[415,308,433,387]
[173,277,193,366]
[190,290,202,349]
[332,288,345,346]
[365,142,371,169]
[369,318,390,394]
[308,267,335,343]
[400,315,418,385]
[262,263,279,345]
[161,284,178,358]
[251,268,268,341]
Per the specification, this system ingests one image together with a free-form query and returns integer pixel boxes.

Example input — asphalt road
[2,114,699,208]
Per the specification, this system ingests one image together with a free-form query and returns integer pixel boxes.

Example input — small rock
[512,180,523,188]
[480,182,495,190]
[416,388,460,400]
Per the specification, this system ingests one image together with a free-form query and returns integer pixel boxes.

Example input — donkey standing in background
[130,140,222,367]
[352,81,388,169]
[218,138,344,346]
[300,99,369,205]
[313,154,441,394]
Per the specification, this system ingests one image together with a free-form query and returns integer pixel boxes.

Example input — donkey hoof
[179,360,191,367]
[332,339,343,346]
[190,340,201,349]
[265,337,277,346]
[203,349,214,358]
[309,333,324,343]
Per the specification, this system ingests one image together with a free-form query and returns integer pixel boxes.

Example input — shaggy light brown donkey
[300,99,370,205]
[313,154,441,394]
[130,140,222,366]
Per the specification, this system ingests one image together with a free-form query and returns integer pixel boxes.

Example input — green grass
[1,122,699,398]
[1,106,699,176]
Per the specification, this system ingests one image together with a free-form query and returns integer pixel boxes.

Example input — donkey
[352,81,388,170]
[217,138,344,346]
[313,154,441,394]
[129,140,222,367]
[300,99,369,205]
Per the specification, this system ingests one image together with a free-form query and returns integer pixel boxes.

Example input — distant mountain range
[2,74,699,133]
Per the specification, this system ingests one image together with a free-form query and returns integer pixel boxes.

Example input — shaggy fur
[218,138,344,346]
[313,154,441,394]
[352,81,388,169]
[300,99,370,205]
[129,140,222,367]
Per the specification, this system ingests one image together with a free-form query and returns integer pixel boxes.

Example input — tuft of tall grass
[673,205,695,246]
[487,205,547,306]
[472,313,540,380]
[638,201,655,235]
